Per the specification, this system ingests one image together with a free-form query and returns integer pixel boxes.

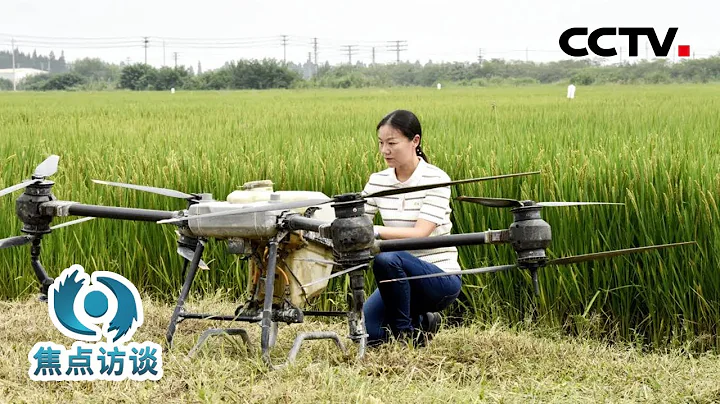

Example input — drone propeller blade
[456,196,624,208]
[537,201,624,207]
[33,155,60,178]
[366,171,541,199]
[0,235,34,250]
[157,171,539,225]
[177,246,210,270]
[547,241,697,266]
[157,198,333,225]
[49,216,96,230]
[1,155,61,198]
[455,196,522,208]
[379,264,518,283]
[301,263,368,288]
[92,180,195,200]
[0,216,95,250]
[0,180,37,198]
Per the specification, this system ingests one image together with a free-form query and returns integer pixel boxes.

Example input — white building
[0,68,47,85]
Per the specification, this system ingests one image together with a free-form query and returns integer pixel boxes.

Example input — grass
[0,84,718,352]
[1,294,720,403]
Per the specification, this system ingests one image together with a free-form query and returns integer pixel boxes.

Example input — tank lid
[241,180,274,190]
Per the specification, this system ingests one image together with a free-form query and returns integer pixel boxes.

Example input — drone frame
[1,156,697,369]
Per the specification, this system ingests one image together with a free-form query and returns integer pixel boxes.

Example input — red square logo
[678,45,690,57]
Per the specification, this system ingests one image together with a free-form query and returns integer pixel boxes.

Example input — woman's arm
[375,219,437,240]
[375,182,451,240]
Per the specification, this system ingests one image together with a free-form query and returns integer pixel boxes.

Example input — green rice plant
[0,84,717,351]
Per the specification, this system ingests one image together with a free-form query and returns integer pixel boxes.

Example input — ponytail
[416,144,429,163]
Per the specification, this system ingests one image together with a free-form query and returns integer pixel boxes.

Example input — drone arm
[281,214,329,234]
[40,201,178,222]
[374,230,508,253]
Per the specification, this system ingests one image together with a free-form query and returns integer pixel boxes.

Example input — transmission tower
[343,45,357,65]
[387,40,408,63]
[281,35,289,63]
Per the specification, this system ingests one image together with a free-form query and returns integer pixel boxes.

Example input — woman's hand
[374,219,437,240]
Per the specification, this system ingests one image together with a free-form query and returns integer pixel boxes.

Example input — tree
[0,78,13,91]
[118,64,156,90]
[72,58,121,82]
[40,72,85,90]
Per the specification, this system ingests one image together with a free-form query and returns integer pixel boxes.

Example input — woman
[363,109,462,346]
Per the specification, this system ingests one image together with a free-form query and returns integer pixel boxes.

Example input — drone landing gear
[258,234,358,369]
[188,328,254,358]
[163,228,370,368]
[164,237,285,353]
[287,332,348,363]
[30,237,54,302]
[165,239,206,350]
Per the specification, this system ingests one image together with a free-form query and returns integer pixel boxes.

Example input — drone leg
[348,270,368,360]
[188,328,254,358]
[530,267,540,297]
[29,237,53,302]
[166,239,205,351]
[261,238,280,368]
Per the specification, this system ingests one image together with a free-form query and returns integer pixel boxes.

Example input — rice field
[0,85,718,352]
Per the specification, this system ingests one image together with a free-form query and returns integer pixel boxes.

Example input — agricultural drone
[0,155,695,368]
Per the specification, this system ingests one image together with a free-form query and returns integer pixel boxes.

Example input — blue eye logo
[29,265,162,382]
[48,265,142,344]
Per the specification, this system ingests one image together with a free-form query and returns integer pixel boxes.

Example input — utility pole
[645,41,648,60]
[372,47,376,65]
[173,52,178,68]
[312,37,318,66]
[387,40,407,63]
[143,37,149,65]
[197,61,202,75]
[477,48,483,65]
[11,37,16,91]
[281,35,288,63]
[343,45,357,65]
[525,47,528,62]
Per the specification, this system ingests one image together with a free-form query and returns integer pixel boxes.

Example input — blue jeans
[364,251,462,344]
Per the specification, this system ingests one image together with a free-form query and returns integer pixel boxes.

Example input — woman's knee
[372,252,403,278]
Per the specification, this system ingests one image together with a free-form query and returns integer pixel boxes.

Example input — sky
[1,0,718,70]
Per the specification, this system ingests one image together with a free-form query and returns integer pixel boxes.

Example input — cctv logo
[28,265,163,382]
[559,27,691,58]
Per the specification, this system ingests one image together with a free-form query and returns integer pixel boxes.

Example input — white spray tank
[228,180,336,307]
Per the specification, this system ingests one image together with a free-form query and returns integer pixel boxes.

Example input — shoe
[421,312,441,335]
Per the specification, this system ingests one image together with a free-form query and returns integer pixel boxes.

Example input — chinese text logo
[28,265,163,381]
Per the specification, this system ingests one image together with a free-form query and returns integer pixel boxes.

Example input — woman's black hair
[376,109,429,163]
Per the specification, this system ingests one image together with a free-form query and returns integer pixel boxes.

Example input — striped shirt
[363,158,461,272]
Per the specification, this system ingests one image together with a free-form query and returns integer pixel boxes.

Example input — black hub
[509,202,552,266]
[16,181,56,236]
[329,199,374,265]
